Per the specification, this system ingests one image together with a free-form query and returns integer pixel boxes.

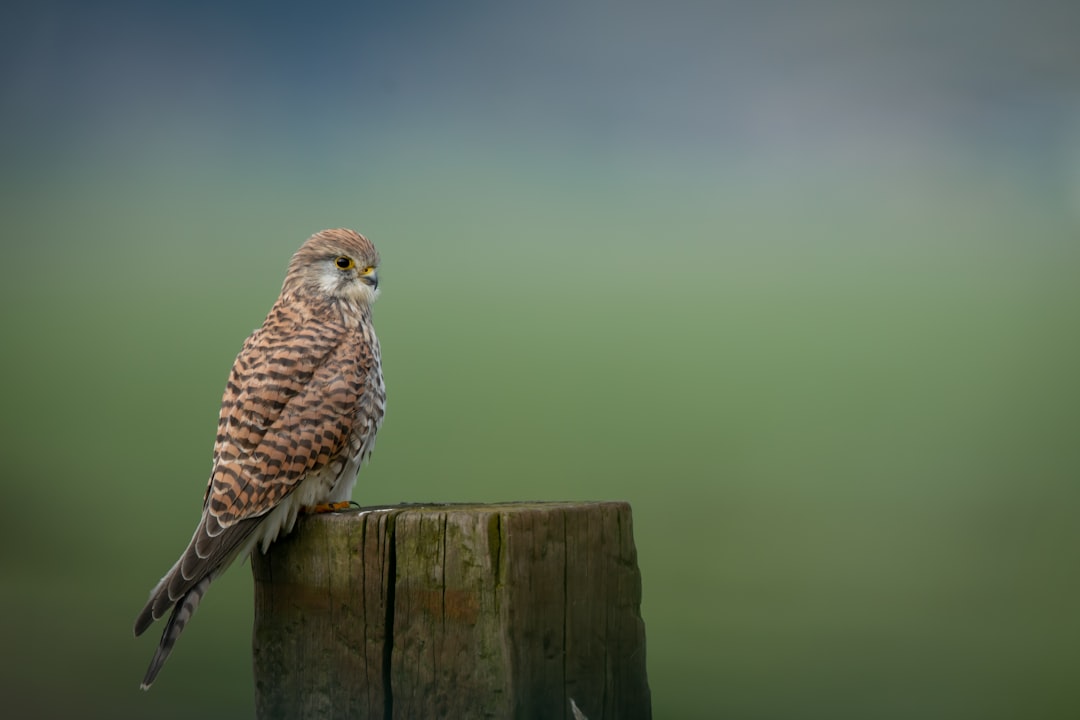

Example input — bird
[133,228,386,689]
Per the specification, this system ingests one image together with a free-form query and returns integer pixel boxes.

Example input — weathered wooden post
[252,501,650,719]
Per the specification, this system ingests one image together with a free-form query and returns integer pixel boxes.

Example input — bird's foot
[303,501,359,514]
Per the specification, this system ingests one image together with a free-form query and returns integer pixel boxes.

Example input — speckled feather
[133,229,385,689]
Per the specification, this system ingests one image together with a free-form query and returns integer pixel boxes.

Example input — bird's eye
[335,256,355,270]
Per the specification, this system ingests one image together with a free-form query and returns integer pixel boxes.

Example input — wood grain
[252,502,651,720]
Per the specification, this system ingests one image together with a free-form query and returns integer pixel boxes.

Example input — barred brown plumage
[133,229,386,689]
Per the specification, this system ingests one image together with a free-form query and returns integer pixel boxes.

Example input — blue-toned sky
[5,0,1080,191]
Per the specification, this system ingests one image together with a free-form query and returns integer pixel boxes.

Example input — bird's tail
[134,514,263,688]
[138,574,213,690]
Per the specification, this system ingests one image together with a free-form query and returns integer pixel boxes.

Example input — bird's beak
[360,271,379,290]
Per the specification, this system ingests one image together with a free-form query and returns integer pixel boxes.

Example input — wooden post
[251,501,651,720]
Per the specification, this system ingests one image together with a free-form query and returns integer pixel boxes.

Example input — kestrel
[134,228,386,689]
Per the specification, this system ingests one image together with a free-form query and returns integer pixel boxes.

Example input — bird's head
[284,228,381,308]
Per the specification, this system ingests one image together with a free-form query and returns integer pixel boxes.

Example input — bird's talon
[303,501,353,514]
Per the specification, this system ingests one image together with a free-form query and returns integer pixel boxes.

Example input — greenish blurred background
[3,1,1079,717]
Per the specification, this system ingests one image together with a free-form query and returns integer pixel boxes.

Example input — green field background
[2,3,1079,718]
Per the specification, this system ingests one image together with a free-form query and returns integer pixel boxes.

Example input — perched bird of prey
[134,229,386,689]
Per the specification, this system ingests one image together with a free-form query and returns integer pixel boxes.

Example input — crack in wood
[382,513,397,720]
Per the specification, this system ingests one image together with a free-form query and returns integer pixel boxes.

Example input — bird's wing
[204,314,370,528]
[135,313,372,637]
